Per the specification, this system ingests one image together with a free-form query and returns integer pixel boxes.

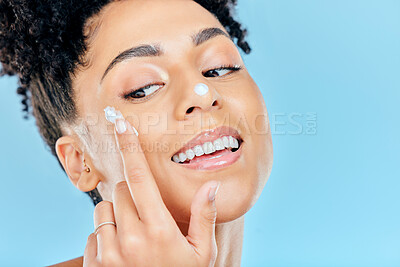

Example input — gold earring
[83,158,91,173]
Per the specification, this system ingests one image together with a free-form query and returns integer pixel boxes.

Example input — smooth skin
[84,118,220,266]
[55,119,221,266]
[53,0,273,266]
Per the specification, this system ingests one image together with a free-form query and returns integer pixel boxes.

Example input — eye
[203,65,242,78]
[124,83,164,100]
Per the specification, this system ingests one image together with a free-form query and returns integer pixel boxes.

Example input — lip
[177,143,243,170]
[171,125,243,156]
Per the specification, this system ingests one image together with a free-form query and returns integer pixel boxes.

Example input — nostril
[212,100,218,106]
[186,107,195,114]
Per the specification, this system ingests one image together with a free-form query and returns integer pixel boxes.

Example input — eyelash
[123,64,242,100]
[202,64,242,77]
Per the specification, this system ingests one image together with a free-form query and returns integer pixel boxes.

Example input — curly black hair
[0,0,251,206]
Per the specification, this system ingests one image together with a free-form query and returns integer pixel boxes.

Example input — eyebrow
[100,27,230,83]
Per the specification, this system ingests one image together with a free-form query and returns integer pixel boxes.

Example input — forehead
[86,0,226,66]
[98,0,221,34]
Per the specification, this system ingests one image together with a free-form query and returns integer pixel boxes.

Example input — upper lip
[172,126,243,156]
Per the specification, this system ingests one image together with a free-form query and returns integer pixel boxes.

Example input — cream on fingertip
[104,106,139,136]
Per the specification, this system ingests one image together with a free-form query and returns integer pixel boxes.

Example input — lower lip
[175,143,243,171]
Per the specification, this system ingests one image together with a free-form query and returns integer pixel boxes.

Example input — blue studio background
[1,0,399,266]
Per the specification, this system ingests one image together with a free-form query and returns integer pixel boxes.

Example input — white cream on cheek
[104,106,123,124]
[103,106,139,136]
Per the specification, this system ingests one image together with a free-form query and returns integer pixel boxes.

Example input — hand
[83,117,220,267]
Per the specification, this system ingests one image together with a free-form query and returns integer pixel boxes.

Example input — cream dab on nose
[194,83,209,96]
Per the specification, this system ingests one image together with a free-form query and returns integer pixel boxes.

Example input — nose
[174,78,222,120]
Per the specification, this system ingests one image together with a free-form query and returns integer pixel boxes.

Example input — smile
[171,126,243,170]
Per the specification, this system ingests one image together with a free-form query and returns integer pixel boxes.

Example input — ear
[55,136,100,192]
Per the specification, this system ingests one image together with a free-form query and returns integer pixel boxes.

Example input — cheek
[230,76,270,137]
[249,86,271,142]
[95,138,125,179]
[140,135,181,199]
[141,139,207,224]
[232,78,273,209]
[146,158,195,224]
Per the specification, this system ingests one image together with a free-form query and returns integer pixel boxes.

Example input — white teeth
[232,138,239,149]
[193,145,204,157]
[228,136,236,148]
[173,154,180,163]
[173,136,240,163]
[185,149,195,160]
[213,138,225,150]
[202,143,208,154]
[209,142,216,153]
[222,136,230,148]
[203,142,215,154]
[178,152,187,162]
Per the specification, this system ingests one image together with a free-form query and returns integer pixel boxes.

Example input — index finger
[112,114,168,224]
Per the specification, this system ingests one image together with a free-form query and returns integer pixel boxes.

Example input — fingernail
[115,118,127,134]
[208,181,220,202]
[131,122,139,136]
[125,119,139,137]
[104,106,139,136]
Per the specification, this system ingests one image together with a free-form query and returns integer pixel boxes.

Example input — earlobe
[55,136,100,192]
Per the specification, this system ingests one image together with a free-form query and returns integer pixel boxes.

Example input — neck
[178,215,245,267]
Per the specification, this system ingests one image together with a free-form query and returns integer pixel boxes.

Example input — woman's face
[72,0,273,224]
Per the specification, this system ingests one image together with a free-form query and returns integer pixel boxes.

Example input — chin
[167,150,272,225]
[148,122,273,225]
[216,168,271,223]
[216,142,273,223]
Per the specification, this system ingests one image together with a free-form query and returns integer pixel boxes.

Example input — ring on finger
[94,221,117,235]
